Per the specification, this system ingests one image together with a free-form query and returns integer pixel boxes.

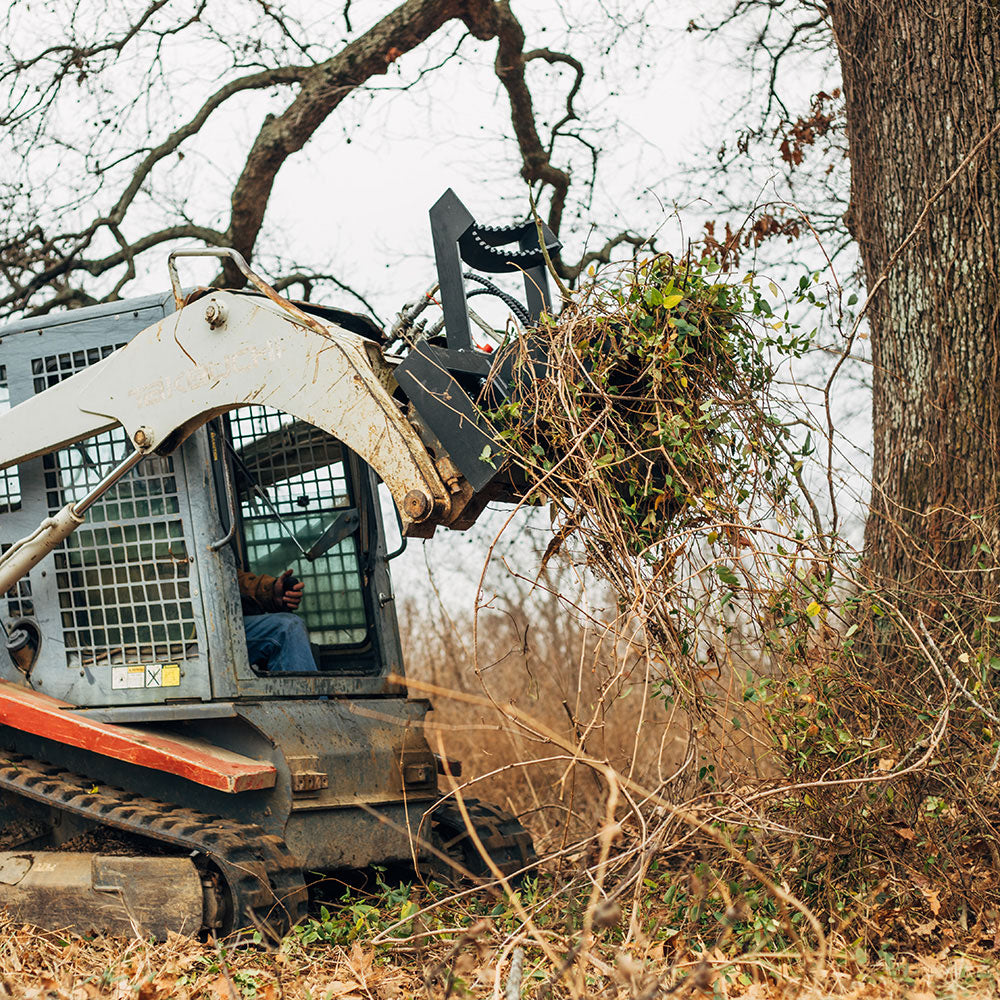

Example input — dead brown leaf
[314,981,363,999]
[205,974,239,1000]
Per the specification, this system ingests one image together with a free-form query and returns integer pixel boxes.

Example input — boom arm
[0,290,463,595]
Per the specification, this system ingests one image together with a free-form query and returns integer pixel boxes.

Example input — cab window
[226,406,369,648]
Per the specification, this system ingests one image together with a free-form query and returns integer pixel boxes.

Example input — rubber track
[434,798,536,878]
[0,753,307,937]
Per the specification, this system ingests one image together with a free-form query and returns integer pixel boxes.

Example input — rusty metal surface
[232,698,436,808]
[169,699,440,869]
[168,248,337,345]
[285,801,426,870]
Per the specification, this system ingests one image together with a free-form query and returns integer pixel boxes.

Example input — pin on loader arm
[0,263,470,596]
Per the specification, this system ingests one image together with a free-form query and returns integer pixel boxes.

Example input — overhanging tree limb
[224,0,501,279]
[0,0,640,317]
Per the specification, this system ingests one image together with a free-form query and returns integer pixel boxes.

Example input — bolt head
[402,490,431,521]
[204,300,228,329]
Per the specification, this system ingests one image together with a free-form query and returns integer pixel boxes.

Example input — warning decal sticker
[111,663,181,690]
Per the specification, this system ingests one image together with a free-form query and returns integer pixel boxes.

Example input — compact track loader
[0,191,559,938]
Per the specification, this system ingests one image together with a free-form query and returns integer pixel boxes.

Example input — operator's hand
[276,569,305,611]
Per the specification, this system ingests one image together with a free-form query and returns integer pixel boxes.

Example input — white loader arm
[0,289,455,594]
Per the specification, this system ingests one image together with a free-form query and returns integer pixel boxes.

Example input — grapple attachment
[394,190,559,511]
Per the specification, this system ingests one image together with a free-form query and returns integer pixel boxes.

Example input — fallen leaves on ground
[0,914,996,1000]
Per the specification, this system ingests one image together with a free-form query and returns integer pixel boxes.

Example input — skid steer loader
[0,190,559,938]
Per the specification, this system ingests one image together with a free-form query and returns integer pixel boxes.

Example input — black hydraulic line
[386,501,407,561]
[463,272,532,327]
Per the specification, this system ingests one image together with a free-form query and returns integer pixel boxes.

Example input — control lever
[305,508,361,561]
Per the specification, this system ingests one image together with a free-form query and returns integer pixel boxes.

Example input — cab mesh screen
[1,365,31,622]
[35,349,199,667]
[0,365,20,514]
[1,545,33,622]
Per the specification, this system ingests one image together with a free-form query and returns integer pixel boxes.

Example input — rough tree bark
[829,0,1000,607]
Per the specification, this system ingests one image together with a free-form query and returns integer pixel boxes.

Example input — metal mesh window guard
[0,366,20,514]
[34,349,199,668]
[1,544,33,623]
[31,346,119,394]
[228,406,368,646]
[1,366,31,623]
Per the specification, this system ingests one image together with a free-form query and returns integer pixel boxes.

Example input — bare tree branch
[1,0,631,319]
[561,232,653,283]
[112,66,310,228]
[224,0,500,281]
[1,0,208,128]
[83,226,229,276]
[271,271,385,323]
[491,5,643,284]
[492,2,572,242]
[522,47,584,151]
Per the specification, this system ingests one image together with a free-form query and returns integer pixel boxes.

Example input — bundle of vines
[485,255,811,709]
[475,254,1000,952]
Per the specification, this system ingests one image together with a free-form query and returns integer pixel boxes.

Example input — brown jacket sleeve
[237,570,284,614]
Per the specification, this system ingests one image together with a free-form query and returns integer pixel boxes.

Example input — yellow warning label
[161,664,181,687]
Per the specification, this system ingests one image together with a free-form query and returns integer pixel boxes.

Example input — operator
[238,568,318,673]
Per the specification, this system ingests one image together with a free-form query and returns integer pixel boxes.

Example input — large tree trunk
[828,0,1000,609]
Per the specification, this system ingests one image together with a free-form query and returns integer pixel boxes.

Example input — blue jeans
[244,613,318,673]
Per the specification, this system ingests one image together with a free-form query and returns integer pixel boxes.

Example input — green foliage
[486,254,811,558]
[473,254,1000,952]
[636,861,800,957]
[294,868,423,946]
[478,253,825,725]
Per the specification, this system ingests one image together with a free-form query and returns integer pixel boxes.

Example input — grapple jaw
[392,189,559,527]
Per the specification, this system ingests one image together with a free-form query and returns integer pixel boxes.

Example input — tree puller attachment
[0,190,557,938]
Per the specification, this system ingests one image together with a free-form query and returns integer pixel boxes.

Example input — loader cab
[209,405,396,676]
[0,292,405,711]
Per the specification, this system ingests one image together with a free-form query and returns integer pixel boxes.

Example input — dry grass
[380,252,1000,992]
[0,907,998,999]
